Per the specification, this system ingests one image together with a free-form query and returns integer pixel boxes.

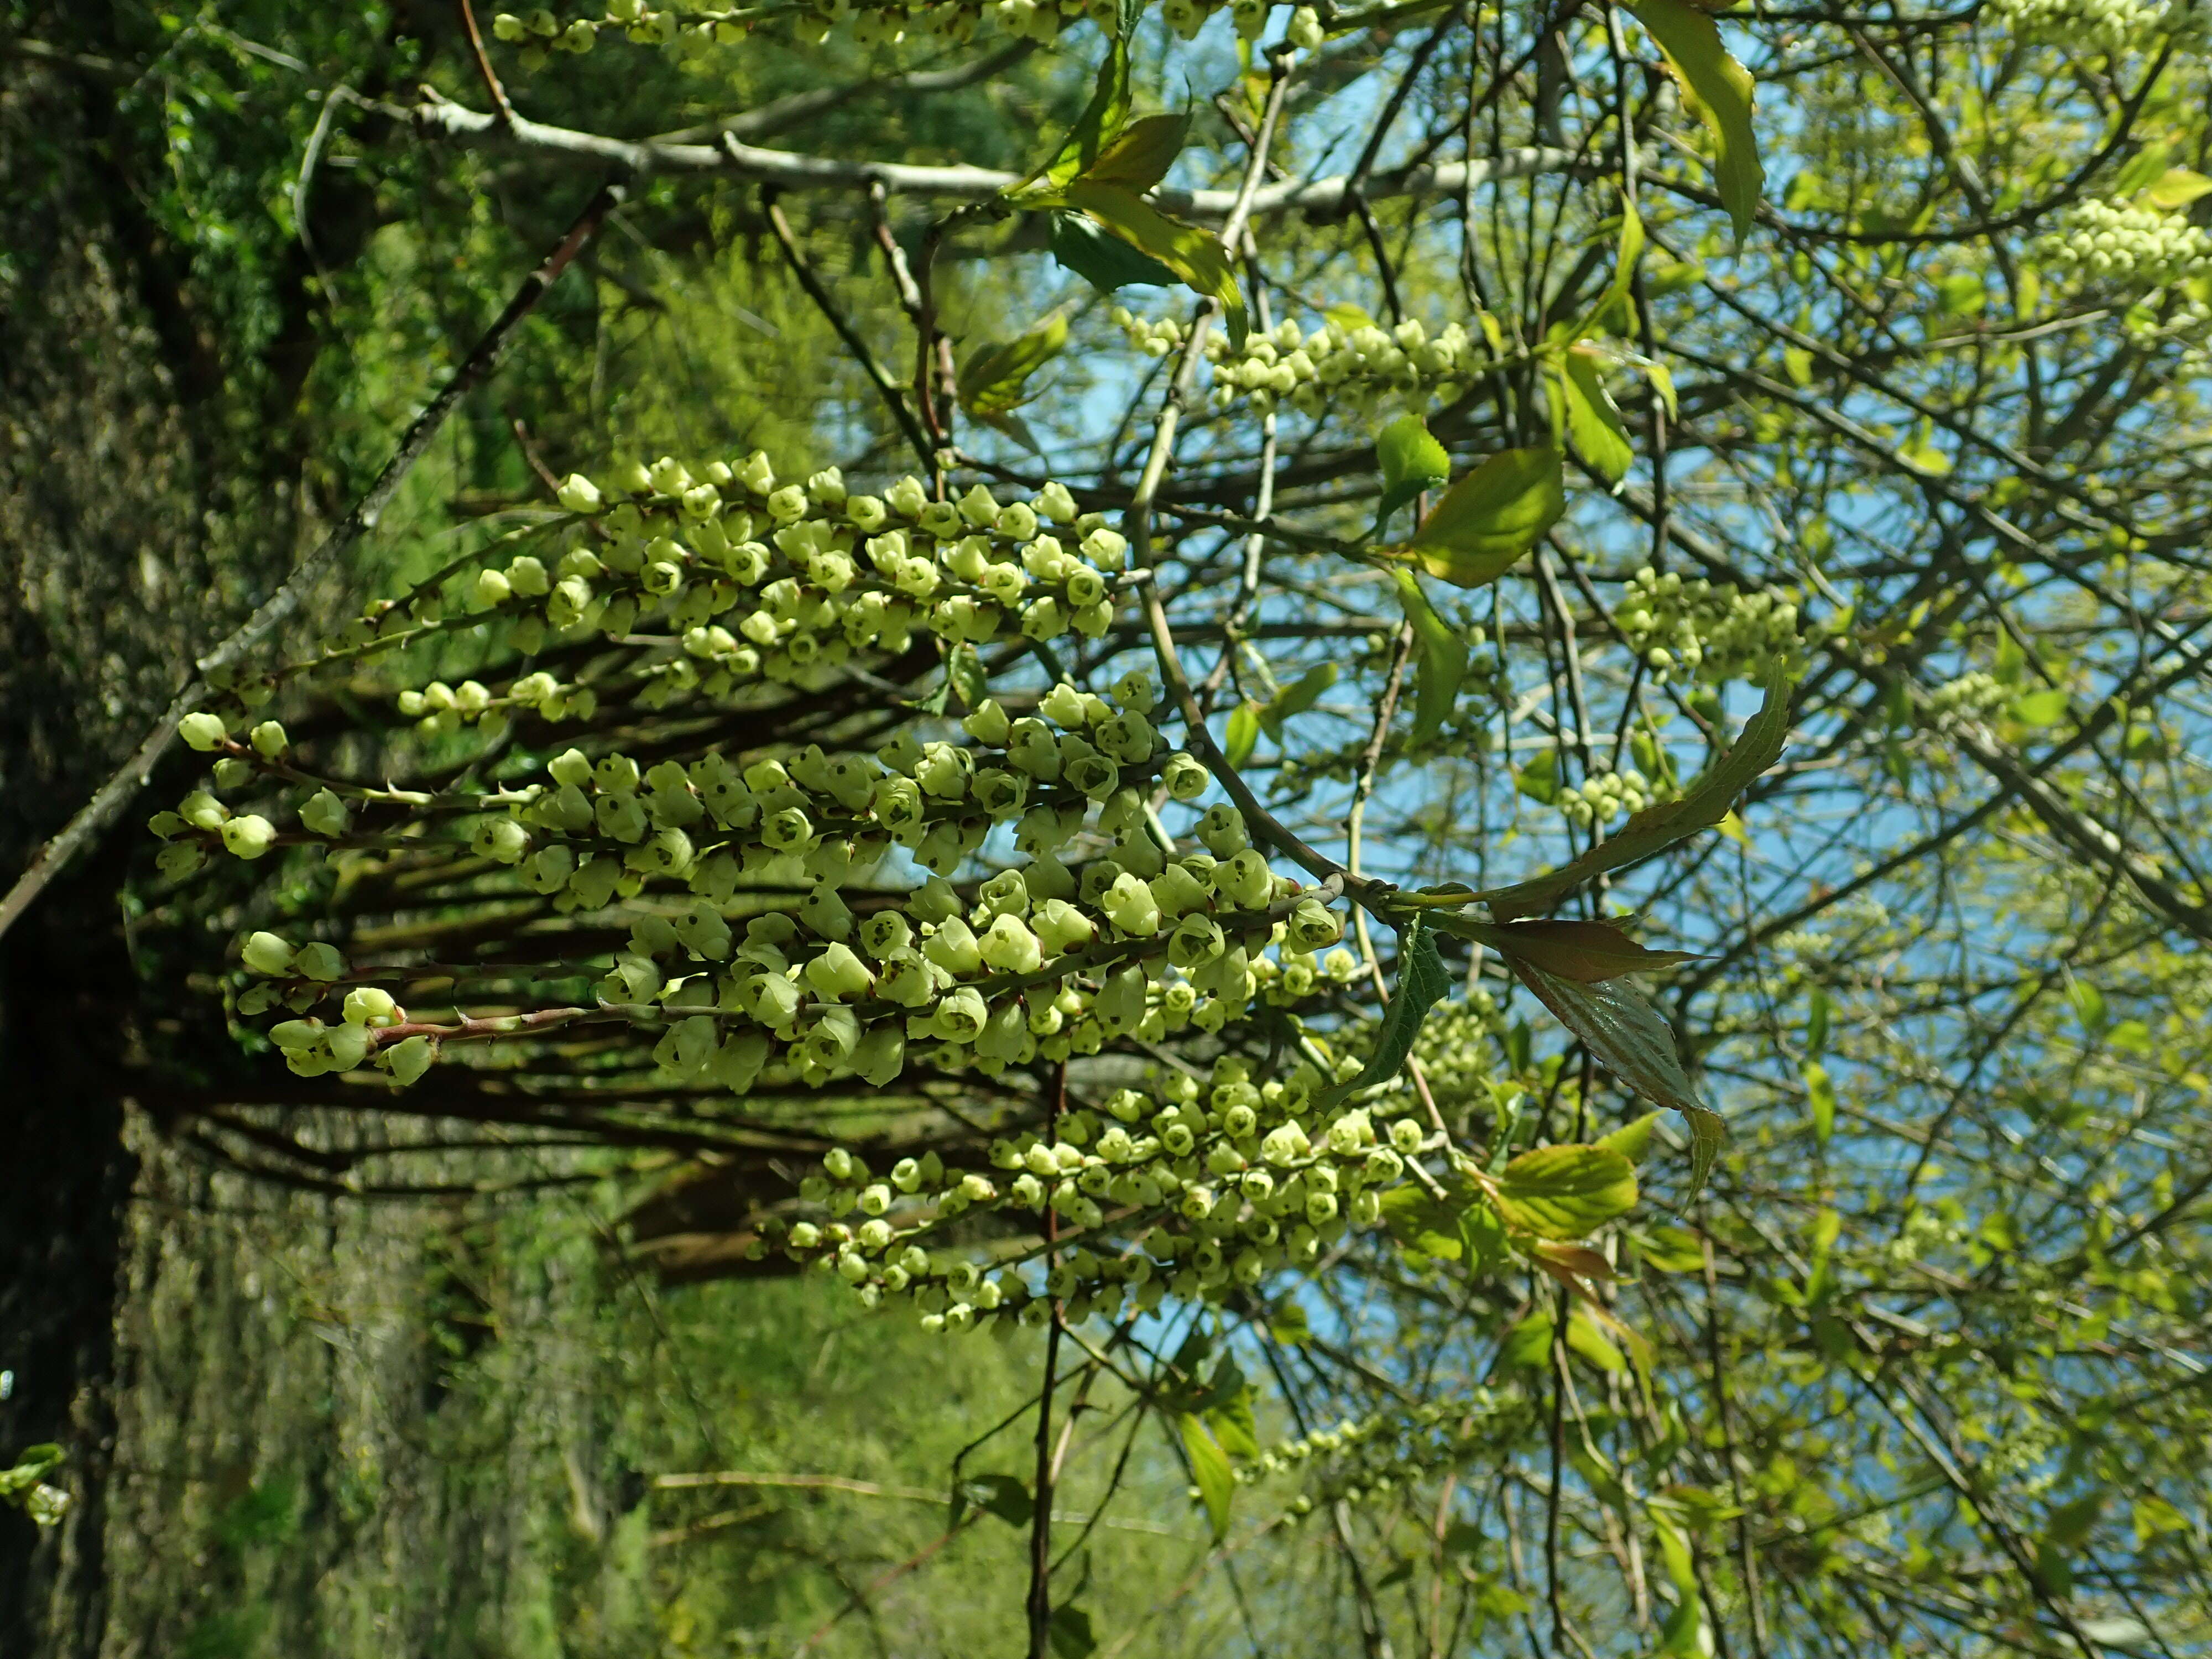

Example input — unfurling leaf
[957,312,1070,417]
[1322,916,1453,1105]
[1259,661,1338,740]
[1375,413,1451,533]
[1081,111,1191,193]
[1391,570,1469,745]
[1556,351,1634,482]
[1453,916,1697,982]
[1223,700,1261,766]
[1493,1144,1640,1239]
[1507,961,1726,1197]
[1058,181,1247,349]
[1623,0,1763,241]
[1398,446,1565,587]
[1478,666,1793,920]
[1177,1412,1234,1543]
[947,643,989,713]
[1048,211,1176,290]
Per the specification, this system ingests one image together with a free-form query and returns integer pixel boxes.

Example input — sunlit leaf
[1624,0,1763,241]
[1081,111,1190,194]
[1058,181,1247,349]
[1396,446,1565,587]
[1224,700,1261,766]
[1321,916,1454,1105]
[1556,351,1633,482]
[1391,570,1469,745]
[956,312,1069,417]
[1493,1143,1640,1239]
[1454,916,1697,982]
[1259,662,1338,740]
[1177,1412,1234,1543]
[1375,413,1451,532]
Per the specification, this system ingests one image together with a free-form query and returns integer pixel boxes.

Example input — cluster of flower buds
[759,1052,1441,1326]
[225,930,438,1083]
[1988,0,2205,54]
[1922,670,2011,728]
[1238,1394,1516,1516]
[2037,199,2212,291]
[1611,566,1806,686]
[487,0,1308,58]
[1556,765,1666,830]
[1117,311,1485,419]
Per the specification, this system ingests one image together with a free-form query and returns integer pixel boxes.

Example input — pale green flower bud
[181,792,228,830]
[157,843,208,879]
[805,942,876,1000]
[1035,482,1078,524]
[1323,946,1360,980]
[1261,1121,1311,1165]
[972,769,1029,820]
[1096,711,1156,763]
[1100,873,1161,935]
[471,817,530,864]
[473,567,512,607]
[221,815,277,860]
[241,931,295,976]
[247,720,288,759]
[179,712,228,752]
[343,986,399,1026]
[1005,719,1063,781]
[1168,914,1226,968]
[1215,848,1275,910]
[1389,1118,1425,1154]
[1031,899,1094,957]
[1287,4,1324,48]
[1287,897,1343,950]
[269,1018,325,1051]
[924,915,983,975]
[854,1023,905,1086]
[1064,752,1120,800]
[909,876,963,924]
[978,914,1043,974]
[556,473,602,514]
[1040,683,1088,727]
[932,986,990,1041]
[962,698,1013,747]
[800,882,855,941]
[300,789,350,838]
[1196,804,1249,855]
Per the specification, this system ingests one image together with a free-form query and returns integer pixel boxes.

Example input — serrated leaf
[957,312,1070,417]
[1048,211,1177,291]
[1493,1144,1639,1239]
[1556,352,1634,482]
[1177,1412,1234,1543]
[1507,962,1726,1197]
[1058,181,1246,349]
[1397,446,1565,587]
[1082,111,1190,193]
[1223,700,1261,766]
[1598,1110,1665,1165]
[1391,570,1469,746]
[1259,662,1338,740]
[1321,916,1453,1106]
[1454,917,1697,983]
[1623,0,1762,242]
[1476,667,1792,920]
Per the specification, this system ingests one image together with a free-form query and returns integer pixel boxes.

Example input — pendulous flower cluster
[1118,311,1490,419]
[1610,566,1806,687]
[1987,0,2206,54]
[2036,199,2212,291]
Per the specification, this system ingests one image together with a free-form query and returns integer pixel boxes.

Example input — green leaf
[1058,181,1247,350]
[1391,570,1469,745]
[1598,1110,1665,1165]
[1177,1412,1234,1543]
[1506,962,1726,1198]
[1379,1182,1465,1260]
[1803,1060,1835,1146]
[1623,0,1763,241]
[1493,1144,1640,1239]
[1515,747,1561,804]
[1500,1311,1554,1369]
[1476,667,1793,920]
[1048,211,1177,291]
[1081,111,1190,194]
[957,312,1070,417]
[1556,352,1633,482]
[954,1472,1034,1527]
[1566,1307,1629,1373]
[1375,413,1451,533]
[1259,662,1338,740]
[1048,1604,1098,1659]
[1224,700,1261,766]
[2011,687,2069,728]
[1584,197,1646,335]
[1015,16,1137,199]
[1206,1386,1260,1460]
[2145,166,2212,210]
[1806,985,1830,1056]
[2112,139,2173,198]
[1267,1300,1311,1345]
[1399,446,1565,587]
[947,644,988,713]
[1321,916,1454,1106]
[1453,917,1697,983]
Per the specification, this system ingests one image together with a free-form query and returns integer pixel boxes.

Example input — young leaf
[1399,446,1565,588]
[1500,1311,1554,1369]
[1321,916,1454,1106]
[1598,1109,1665,1165]
[1375,413,1451,533]
[1379,1182,1465,1260]
[1623,0,1763,242]
[1493,1144,1640,1239]
[1049,211,1177,291]
[1206,1386,1260,1459]
[1391,569,1469,745]
[1477,667,1792,920]
[1803,1060,1835,1146]
[1223,700,1262,766]
[1556,351,1634,483]
[1058,181,1248,349]
[1507,960,1726,1197]
[1011,15,1137,200]
[1177,1412,1234,1543]
[957,312,1070,417]
[1453,916,1697,983]
[2145,166,2212,210]
[955,1472,1034,1527]
[1259,661,1338,740]
[1081,111,1191,194]
[1806,984,1830,1056]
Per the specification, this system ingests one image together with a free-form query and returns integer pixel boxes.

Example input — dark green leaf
[1453,917,1697,982]
[1049,1604,1098,1659]
[1321,916,1453,1105]
[1081,111,1190,193]
[1507,961,1726,1198]
[1048,211,1177,291]
[1493,1144,1640,1239]
[956,1472,1034,1527]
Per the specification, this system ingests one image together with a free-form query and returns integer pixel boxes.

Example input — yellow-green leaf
[956,312,1070,417]
[1082,111,1190,194]
[1804,1060,1835,1145]
[1493,1144,1640,1239]
[1599,1110,1665,1165]
[1556,352,1633,482]
[1058,180,1247,350]
[2145,166,2212,210]
[1177,1412,1234,1543]
[1391,569,1469,745]
[1623,0,1763,241]
[1399,446,1565,587]
[1259,661,1338,739]
[1224,700,1262,766]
